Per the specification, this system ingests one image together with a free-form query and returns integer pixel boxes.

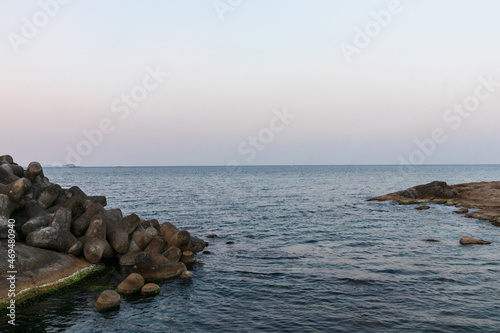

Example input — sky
[1,0,500,167]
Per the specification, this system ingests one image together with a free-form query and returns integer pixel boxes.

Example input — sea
[3,165,500,332]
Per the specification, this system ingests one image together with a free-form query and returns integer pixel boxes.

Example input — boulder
[141,283,160,296]
[107,214,140,254]
[0,178,32,203]
[141,219,160,232]
[133,226,158,250]
[82,215,107,263]
[116,273,145,294]
[25,208,82,255]
[160,222,206,253]
[22,214,54,236]
[95,290,120,312]
[144,236,166,255]
[135,252,186,281]
[0,167,19,185]
[162,246,182,263]
[23,200,49,219]
[153,254,170,265]
[36,184,62,209]
[0,194,17,239]
[181,251,195,264]
[24,162,44,183]
[180,271,195,279]
[71,201,104,236]
[0,155,14,164]
[118,239,141,266]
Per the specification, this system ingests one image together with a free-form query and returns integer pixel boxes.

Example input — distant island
[43,164,78,168]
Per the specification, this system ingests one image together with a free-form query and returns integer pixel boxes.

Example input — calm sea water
[3,165,500,332]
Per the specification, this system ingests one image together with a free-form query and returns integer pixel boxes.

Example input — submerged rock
[141,283,160,296]
[180,271,195,279]
[415,205,430,210]
[459,236,491,245]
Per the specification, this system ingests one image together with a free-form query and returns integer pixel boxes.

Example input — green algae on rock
[0,240,104,310]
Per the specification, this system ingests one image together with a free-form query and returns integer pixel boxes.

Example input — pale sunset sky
[1,0,500,166]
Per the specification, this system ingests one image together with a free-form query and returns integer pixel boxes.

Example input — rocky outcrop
[0,155,207,310]
[369,181,458,204]
[369,180,500,226]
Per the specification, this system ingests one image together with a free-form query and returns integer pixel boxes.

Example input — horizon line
[44,163,500,168]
